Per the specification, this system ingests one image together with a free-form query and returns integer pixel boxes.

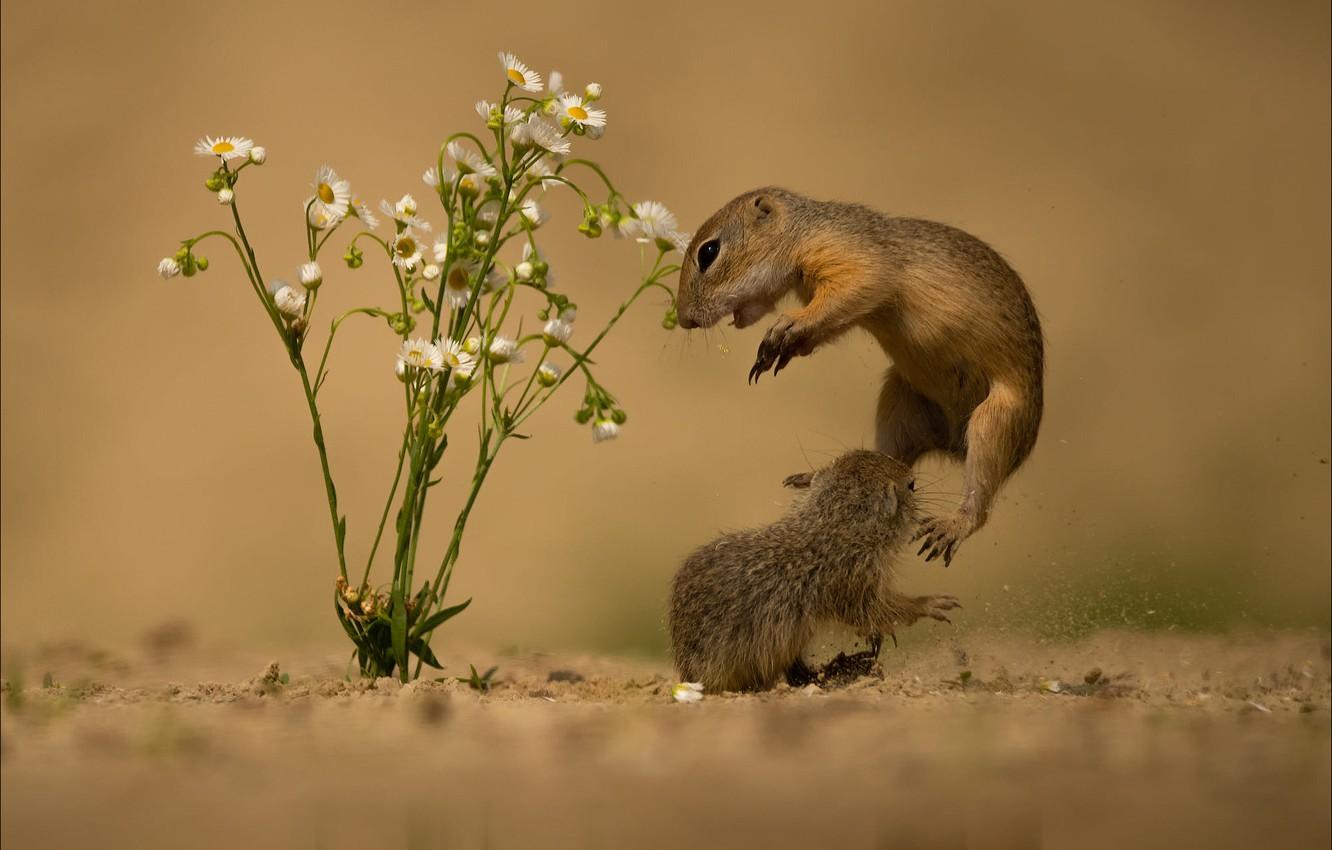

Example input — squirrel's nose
[678,314,699,330]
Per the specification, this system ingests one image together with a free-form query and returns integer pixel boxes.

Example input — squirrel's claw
[914,517,964,567]
[782,471,814,489]
[749,314,813,383]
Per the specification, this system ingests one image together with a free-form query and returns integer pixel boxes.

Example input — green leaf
[412,598,471,638]
[409,639,444,669]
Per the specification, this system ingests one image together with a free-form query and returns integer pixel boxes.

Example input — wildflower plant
[159,53,685,681]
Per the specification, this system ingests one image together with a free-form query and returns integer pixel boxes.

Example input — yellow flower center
[506,67,526,85]
[212,141,235,154]
[318,183,336,204]
[567,106,588,121]
[448,268,469,290]
[396,237,416,257]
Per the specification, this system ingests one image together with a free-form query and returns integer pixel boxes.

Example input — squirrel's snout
[678,314,699,330]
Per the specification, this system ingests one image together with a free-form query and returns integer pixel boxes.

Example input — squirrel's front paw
[748,314,814,384]
[912,515,970,566]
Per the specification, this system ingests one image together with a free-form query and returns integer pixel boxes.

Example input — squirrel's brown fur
[669,450,959,692]
[676,188,1044,565]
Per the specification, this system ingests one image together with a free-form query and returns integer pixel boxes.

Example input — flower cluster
[156,51,684,682]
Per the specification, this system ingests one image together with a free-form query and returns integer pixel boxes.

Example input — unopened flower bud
[299,261,323,290]
[584,123,604,141]
[592,418,620,443]
[157,257,182,279]
[542,318,573,346]
[474,231,490,247]
[249,146,267,164]
[205,174,227,192]
[217,188,234,205]
[274,285,306,318]
[537,361,561,387]
[195,256,209,271]
[422,263,441,281]
[515,261,534,281]
[575,408,593,424]
[584,82,602,100]
[611,409,627,425]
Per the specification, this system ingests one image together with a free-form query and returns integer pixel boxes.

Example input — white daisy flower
[391,230,424,271]
[442,259,477,308]
[422,263,441,281]
[217,188,234,205]
[542,317,573,346]
[158,257,181,279]
[249,146,267,165]
[299,261,323,289]
[432,235,449,264]
[273,284,306,317]
[620,200,679,241]
[520,198,546,227]
[194,135,253,161]
[475,100,524,127]
[379,197,432,234]
[475,199,501,226]
[397,337,444,372]
[547,70,565,95]
[447,141,498,179]
[536,361,562,387]
[487,335,525,364]
[498,51,542,92]
[422,164,456,190]
[457,173,484,196]
[671,682,704,703]
[555,93,607,131]
[310,165,351,223]
[308,205,340,230]
[436,338,477,382]
[394,360,410,383]
[668,231,691,254]
[512,115,571,155]
[592,419,621,444]
[351,196,379,229]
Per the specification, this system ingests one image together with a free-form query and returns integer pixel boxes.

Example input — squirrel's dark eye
[697,239,720,273]
[907,480,916,491]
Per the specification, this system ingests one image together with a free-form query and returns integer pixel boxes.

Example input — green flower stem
[360,423,412,590]
[412,433,501,678]
[314,308,389,394]
[555,158,622,199]
[512,268,674,429]
[230,195,349,581]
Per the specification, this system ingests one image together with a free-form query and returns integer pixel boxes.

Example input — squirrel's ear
[751,195,774,221]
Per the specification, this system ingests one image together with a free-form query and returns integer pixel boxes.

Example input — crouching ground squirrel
[669,450,959,692]
[676,188,1044,565]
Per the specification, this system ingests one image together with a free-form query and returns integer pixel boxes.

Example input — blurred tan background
[2,0,1328,658]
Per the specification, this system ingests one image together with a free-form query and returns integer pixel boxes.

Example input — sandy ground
[1,631,1328,850]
